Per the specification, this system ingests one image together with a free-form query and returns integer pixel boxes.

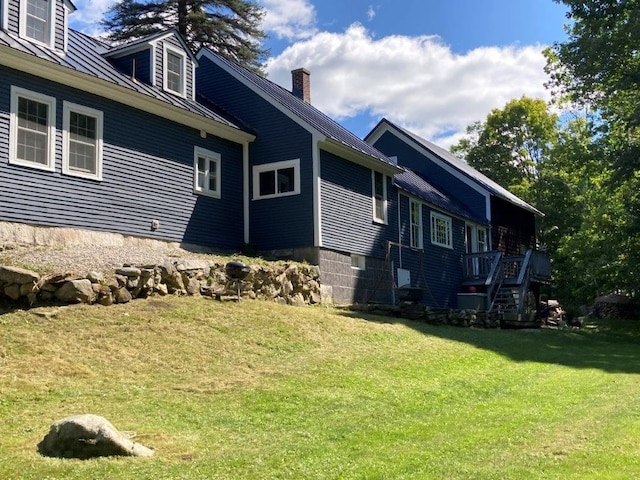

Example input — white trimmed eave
[1,46,254,144]
[320,138,402,176]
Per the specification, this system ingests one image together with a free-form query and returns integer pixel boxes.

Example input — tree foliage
[102,0,268,73]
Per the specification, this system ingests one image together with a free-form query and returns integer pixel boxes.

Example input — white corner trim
[313,134,322,247]
[243,141,250,244]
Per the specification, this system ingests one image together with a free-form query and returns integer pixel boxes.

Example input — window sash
[431,212,452,248]
[372,171,387,223]
[253,159,300,200]
[166,51,183,93]
[24,0,49,44]
[10,87,56,170]
[194,147,221,197]
[410,200,423,249]
[62,102,103,180]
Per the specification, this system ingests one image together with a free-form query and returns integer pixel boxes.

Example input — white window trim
[9,86,56,172]
[351,254,366,271]
[410,199,423,249]
[372,170,388,224]
[193,146,221,198]
[19,0,55,48]
[252,159,301,200]
[163,44,187,97]
[62,101,104,181]
[431,211,453,249]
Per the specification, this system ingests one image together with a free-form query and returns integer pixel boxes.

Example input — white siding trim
[313,135,322,247]
[1,0,7,32]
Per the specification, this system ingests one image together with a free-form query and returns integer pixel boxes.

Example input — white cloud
[69,0,117,37]
[265,23,551,149]
[260,0,318,40]
[366,5,376,21]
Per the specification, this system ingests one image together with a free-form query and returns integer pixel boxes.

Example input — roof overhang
[0,45,254,144]
[320,138,402,176]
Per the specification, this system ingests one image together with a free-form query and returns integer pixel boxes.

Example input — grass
[1,297,640,479]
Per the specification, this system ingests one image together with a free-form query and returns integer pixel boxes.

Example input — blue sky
[70,0,570,148]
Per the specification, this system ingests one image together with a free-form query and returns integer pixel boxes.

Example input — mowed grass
[1,298,640,479]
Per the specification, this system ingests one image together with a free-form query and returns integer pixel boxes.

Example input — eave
[0,45,255,145]
[320,138,402,176]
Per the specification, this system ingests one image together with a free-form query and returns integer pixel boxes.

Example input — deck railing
[463,249,551,284]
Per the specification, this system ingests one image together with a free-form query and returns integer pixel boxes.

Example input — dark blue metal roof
[0,29,243,132]
[369,118,542,216]
[201,49,397,168]
[394,168,486,224]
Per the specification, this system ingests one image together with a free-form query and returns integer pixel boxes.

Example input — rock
[0,266,40,285]
[115,267,141,278]
[114,287,132,304]
[4,284,21,300]
[289,292,306,306]
[309,291,321,304]
[37,414,154,459]
[55,280,96,304]
[175,259,212,277]
[185,278,201,296]
[20,282,37,296]
[87,271,104,284]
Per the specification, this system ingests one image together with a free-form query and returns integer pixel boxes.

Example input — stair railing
[486,252,504,312]
[516,249,533,315]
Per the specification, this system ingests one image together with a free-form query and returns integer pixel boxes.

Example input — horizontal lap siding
[197,57,315,250]
[320,150,396,259]
[0,66,244,249]
[111,50,152,85]
[7,0,18,33]
[398,194,464,307]
[54,1,64,51]
[373,131,487,222]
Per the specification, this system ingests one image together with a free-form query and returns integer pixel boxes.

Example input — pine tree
[102,0,268,74]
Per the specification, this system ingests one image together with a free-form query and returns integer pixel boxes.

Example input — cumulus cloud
[260,0,318,40]
[68,0,116,36]
[266,23,551,148]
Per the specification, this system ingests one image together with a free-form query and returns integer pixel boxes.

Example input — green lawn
[1,297,639,479]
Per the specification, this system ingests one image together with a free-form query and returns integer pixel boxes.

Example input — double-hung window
[431,211,453,249]
[253,159,300,200]
[9,86,56,171]
[372,170,387,223]
[194,147,221,198]
[164,46,186,96]
[410,199,423,249]
[62,102,103,180]
[21,0,53,46]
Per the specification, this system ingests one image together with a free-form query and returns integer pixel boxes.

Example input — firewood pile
[541,300,565,327]
[593,294,638,320]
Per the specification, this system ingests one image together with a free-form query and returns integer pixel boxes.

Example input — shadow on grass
[337,309,640,375]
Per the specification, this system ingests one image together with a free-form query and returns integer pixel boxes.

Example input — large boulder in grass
[55,279,96,303]
[38,414,154,459]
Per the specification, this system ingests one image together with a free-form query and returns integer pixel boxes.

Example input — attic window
[164,46,186,96]
[21,0,54,47]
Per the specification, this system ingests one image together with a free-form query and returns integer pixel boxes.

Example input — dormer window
[20,0,54,47]
[164,46,186,96]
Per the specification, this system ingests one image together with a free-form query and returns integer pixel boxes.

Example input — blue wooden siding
[196,56,315,250]
[110,50,153,85]
[397,194,464,307]
[0,66,244,249]
[320,150,396,259]
[373,131,487,222]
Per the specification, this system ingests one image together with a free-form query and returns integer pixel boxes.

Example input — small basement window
[351,254,366,270]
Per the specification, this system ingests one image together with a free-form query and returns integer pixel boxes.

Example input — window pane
[277,167,294,193]
[410,201,422,248]
[167,51,183,93]
[208,159,217,192]
[259,171,276,196]
[68,111,98,174]
[26,0,48,43]
[17,96,48,165]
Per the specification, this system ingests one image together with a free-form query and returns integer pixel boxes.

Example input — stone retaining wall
[0,260,322,307]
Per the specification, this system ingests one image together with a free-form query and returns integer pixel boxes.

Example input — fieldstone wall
[0,261,322,307]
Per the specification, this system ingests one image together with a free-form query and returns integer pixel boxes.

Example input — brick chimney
[291,68,311,103]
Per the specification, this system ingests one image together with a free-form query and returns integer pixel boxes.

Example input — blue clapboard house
[0,0,550,318]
